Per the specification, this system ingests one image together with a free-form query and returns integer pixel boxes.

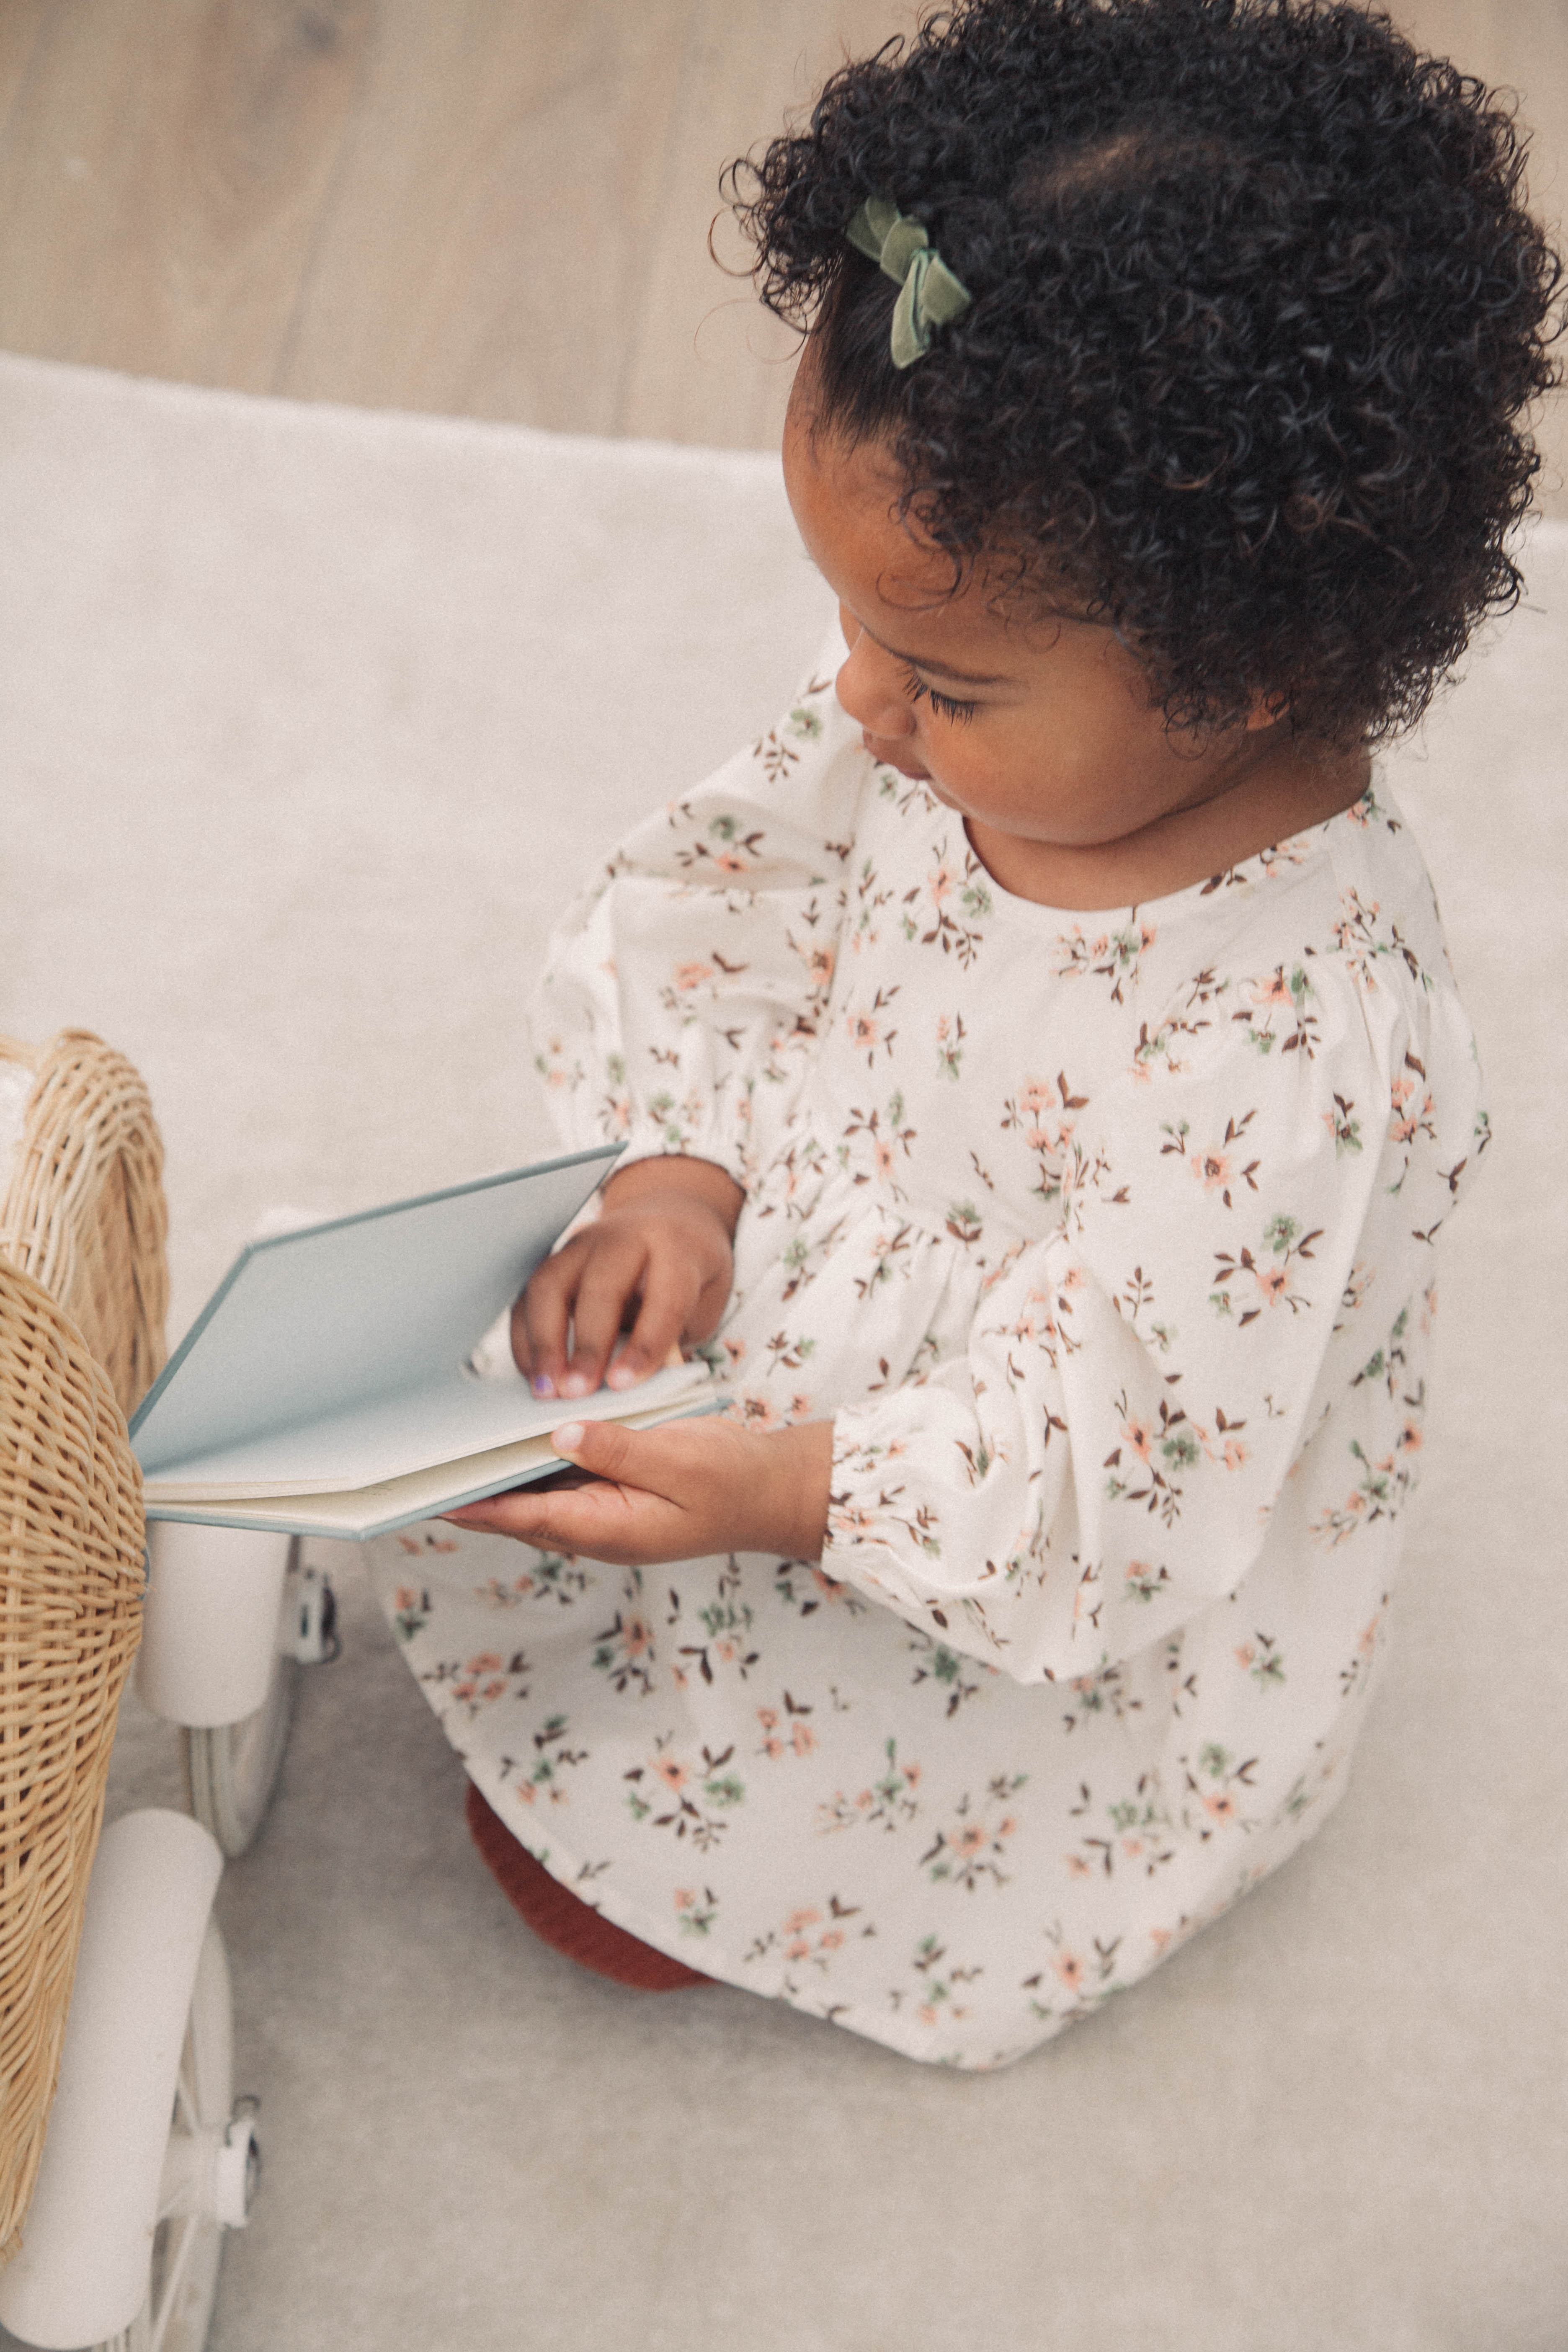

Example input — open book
[129,1145,717,1539]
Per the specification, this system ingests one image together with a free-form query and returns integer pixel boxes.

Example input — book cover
[130,1146,717,1539]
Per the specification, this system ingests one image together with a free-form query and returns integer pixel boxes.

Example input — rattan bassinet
[0,1031,168,2259]
[0,1029,169,1418]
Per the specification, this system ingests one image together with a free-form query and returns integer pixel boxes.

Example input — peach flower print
[671,960,714,991]
[454,1652,506,1705]
[1388,1071,1433,1144]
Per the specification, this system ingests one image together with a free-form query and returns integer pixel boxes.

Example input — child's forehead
[783,397,1082,671]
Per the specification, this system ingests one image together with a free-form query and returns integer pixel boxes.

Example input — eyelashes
[902,667,979,725]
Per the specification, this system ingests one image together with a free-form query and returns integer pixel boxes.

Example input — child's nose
[835,619,916,739]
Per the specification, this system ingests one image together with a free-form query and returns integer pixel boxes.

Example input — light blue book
[130,1145,717,1539]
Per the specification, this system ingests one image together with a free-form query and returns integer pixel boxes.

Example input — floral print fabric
[366,657,1486,2068]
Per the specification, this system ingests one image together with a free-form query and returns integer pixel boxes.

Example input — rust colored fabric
[465,1780,712,1991]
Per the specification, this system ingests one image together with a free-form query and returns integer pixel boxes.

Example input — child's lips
[862,730,931,781]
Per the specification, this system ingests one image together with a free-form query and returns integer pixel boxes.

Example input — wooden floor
[0,0,1562,508]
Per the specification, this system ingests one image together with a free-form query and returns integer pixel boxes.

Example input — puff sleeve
[528,666,863,1190]
[821,935,1485,1684]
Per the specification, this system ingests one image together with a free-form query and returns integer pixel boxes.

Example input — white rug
[0,351,1563,2351]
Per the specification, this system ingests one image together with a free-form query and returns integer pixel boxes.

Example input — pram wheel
[0,1813,253,2352]
[182,1649,299,1861]
[87,1919,251,2352]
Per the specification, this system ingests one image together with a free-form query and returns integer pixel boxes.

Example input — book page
[142,1356,714,1501]
[143,1390,722,1540]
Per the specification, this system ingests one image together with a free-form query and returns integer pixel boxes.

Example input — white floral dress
[366,657,1486,2070]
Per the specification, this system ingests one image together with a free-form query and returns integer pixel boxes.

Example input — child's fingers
[555,1235,646,1396]
[443,1433,686,1558]
[519,1230,646,1398]
[442,1417,829,1566]
[605,1250,702,1389]
[509,1288,540,1382]
[552,1416,680,1493]
[560,1236,688,1398]
[687,1258,737,1345]
[512,1237,587,1394]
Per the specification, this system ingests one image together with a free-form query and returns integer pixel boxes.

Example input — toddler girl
[369,0,1559,2067]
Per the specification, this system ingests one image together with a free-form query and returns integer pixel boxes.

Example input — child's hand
[444,1413,833,1566]
[513,1155,743,1400]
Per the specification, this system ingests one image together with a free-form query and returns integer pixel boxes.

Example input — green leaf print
[623,1740,746,1851]
[1235,1633,1286,1688]
[674,1886,719,1938]
[1325,1091,1364,1155]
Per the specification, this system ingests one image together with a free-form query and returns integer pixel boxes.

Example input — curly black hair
[727,0,1562,740]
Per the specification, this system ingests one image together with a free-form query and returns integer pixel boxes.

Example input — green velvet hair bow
[846,197,973,368]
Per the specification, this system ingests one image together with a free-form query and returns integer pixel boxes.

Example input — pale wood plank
[0,0,374,391]
[0,2,48,142]
[616,0,918,450]
[0,1,1558,509]
[275,0,701,432]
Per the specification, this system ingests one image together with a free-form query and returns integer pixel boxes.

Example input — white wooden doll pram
[0,1029,285,2352]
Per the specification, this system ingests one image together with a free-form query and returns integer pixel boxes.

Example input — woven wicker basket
[0,1031,168,2259]
[0,1030,169,1417]
[0,1254,146,2261]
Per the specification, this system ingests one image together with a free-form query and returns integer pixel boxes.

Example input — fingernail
[552,1421,586,1455]
[560,1370,592,1398]
[606,1362,638,1390]
[532,1375,556,1398]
